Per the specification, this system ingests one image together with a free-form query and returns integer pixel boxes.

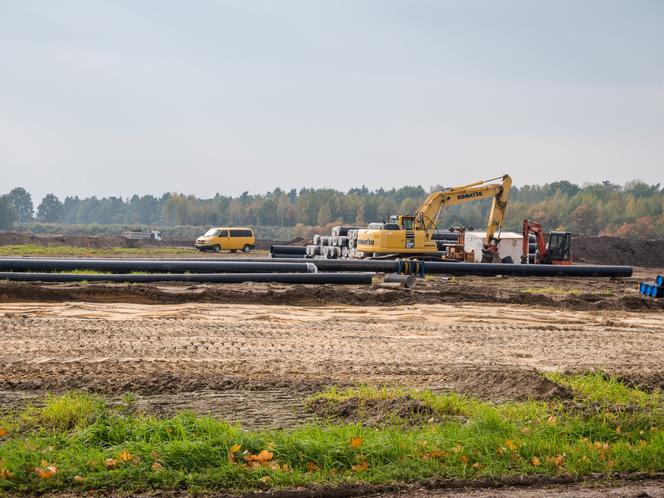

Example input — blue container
[651,286,664,298]
[657,275,663,287]
[639,282,647,294]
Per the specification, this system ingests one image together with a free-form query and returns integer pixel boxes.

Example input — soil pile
[574,236,664,267]
[2,275,662,312]
[308,395,439,426]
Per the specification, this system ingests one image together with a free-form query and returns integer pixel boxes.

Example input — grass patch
[0,374,662,494]
[522,286,614,297]
[0,244,269,258]
[0,244,196,258]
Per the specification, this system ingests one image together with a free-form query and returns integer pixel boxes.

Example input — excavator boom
[355,174,512,258]
[414,175,512,242]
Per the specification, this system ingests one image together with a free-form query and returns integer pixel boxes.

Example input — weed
[0,374,661,494]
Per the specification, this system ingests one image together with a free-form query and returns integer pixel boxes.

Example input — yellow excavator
[355,174,512,261]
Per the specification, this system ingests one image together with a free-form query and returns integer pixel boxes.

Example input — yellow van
[195,227,256,253]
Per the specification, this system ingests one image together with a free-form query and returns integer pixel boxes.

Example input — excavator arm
[414,175,512,243]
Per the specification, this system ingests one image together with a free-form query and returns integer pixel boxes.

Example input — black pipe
[0,272,372,285]
[383,273,417,288]
[430,232,459,241]
[0,258,317,274]
[269,253,306,259]
[300,259,400,273]
[421,262,632,277]
[269,245,307,255]
[0,257,633,278]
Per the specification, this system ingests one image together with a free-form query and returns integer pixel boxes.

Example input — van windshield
[204,228,220,236]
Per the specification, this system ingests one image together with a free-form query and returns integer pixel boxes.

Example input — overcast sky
[1,0,662,201]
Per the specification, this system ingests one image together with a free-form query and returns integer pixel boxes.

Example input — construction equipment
[443,226,474,262]
[521,219,572,265]
[122,230,162,241]
[355,175,512,261]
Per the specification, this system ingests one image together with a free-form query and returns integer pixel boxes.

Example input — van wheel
[243,245,251,253]
[213,245,221,253]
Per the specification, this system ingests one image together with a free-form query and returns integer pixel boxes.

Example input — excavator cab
[545,232,572,264]
[523,219,573,265]
[390,215,415,230]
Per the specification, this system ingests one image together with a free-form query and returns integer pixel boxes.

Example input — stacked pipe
[307,226,362,259]
[639,274,664,298]
[308,227,468,259]
[268,245,307,259]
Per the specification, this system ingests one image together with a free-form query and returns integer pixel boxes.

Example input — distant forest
[1,180,663,238]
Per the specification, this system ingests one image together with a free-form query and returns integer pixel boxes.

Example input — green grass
[0,374,662,494]
[522,286,614,297]
[0,244,196,258]
[0,244,269,258]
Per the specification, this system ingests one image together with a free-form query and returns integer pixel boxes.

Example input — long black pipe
[269,253,307,259]
[421,261,632,277]
[0,258,317,274]
[0,257,632,278]
[269,245,307,255]
[0,272,372,284]
[271,258,631,277]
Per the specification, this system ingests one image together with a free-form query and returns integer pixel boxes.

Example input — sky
[1,0,662,202]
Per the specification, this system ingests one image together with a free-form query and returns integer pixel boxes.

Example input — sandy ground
[1,300,662,427]
[372,478,664,497]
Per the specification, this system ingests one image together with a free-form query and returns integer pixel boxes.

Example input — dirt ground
[1,298,662,428]
[372,477,664,497]
[1,261,663,496]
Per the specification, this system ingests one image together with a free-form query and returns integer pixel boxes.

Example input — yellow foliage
[351,461,368,472]
[350,436,363,449]
[34,464,57,480]
[244,450,273,463]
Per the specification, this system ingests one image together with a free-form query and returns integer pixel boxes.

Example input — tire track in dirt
[1,302,662,427]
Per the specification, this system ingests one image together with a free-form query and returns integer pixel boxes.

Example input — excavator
[521,219,573,265]
[355,174,512,261]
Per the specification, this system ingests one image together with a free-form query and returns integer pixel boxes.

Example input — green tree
[317,203,332,226]
[6,187,33,222]
[37,194,64,222]
[0,196,17,229]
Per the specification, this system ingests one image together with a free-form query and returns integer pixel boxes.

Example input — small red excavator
[522,219,573,265]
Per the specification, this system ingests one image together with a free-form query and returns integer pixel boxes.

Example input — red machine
[522,219,573,265]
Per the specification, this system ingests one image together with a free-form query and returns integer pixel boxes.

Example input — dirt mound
[308,395,439,426]
[441,368,574,403]
[2,275,663,312]
[575,236,664,267]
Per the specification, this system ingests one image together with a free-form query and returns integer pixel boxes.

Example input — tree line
[1,180,663,238]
